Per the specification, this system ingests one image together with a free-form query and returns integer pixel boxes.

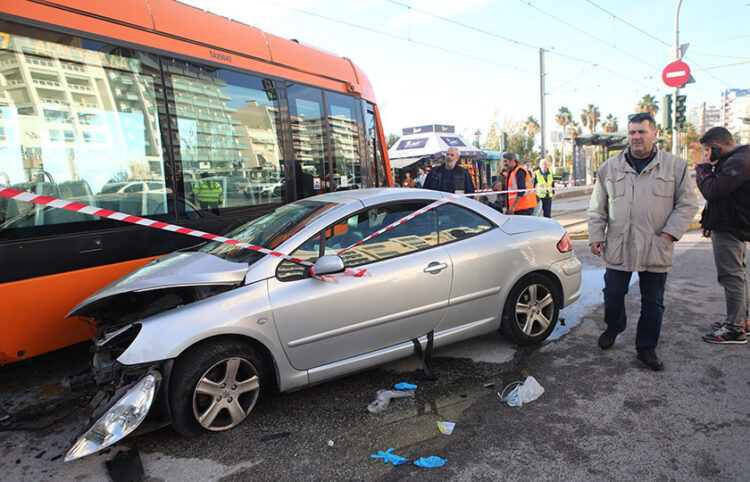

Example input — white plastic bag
[498,376,544,407]
[367,389,415,413]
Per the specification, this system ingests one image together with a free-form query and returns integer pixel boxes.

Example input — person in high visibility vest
[502,152,538,215]
[194,172,223,213]
[534,158,555,218]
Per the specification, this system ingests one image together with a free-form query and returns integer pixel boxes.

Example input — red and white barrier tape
[0,187,361,282]
[339,183,593,253]
[1,182,593,280]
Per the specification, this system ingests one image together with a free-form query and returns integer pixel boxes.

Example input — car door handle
[423,262,448,274]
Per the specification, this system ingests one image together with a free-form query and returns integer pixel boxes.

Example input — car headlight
[65,371,161,462]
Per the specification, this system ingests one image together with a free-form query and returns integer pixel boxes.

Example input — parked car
[64,187,581,461]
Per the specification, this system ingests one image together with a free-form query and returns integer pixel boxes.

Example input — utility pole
[539,48,546,160]
[672,0,683,156]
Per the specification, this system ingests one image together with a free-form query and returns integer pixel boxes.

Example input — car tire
[500,273,560,345]
[169,340,267,436]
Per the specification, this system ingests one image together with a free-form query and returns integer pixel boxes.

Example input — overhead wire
[583,0,734,91]
[518,0,661,71]
[384,0,656,91]
[255,0,536,75]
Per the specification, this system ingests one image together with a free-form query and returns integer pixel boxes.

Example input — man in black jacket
[696,126,750,344]
[423,147,475,194]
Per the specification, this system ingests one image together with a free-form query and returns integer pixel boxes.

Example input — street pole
[539,48,546,161]
[672,0,683,156]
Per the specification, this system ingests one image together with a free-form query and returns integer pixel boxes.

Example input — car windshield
[198,200,339,264]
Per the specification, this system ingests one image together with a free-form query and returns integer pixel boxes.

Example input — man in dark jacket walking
[423,147,475,194]
[696,127,750,344]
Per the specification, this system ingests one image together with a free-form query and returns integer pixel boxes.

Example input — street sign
[662,60,691,88]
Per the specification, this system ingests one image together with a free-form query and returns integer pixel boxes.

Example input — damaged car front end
[63,252,247,461]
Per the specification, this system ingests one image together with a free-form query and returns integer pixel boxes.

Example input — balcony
[26,57,55,68]
[68,83,93,92]
[40,98,69,106]
[62,63,86,73]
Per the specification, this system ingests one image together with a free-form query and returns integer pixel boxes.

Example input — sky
[181,0,750,147]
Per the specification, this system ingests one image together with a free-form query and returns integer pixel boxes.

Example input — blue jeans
[603,268,668,352]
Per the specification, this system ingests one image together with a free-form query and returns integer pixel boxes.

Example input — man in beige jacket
[588,112,698,371]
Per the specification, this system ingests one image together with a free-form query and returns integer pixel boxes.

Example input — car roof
[312,187,444,206]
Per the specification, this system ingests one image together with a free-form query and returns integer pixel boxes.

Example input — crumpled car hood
[67,252,248,318]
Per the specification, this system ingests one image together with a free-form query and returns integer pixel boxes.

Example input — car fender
[494,225,579,306]
[116,279,308,392]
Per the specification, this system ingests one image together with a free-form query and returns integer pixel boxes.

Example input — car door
[268,201,452,371]
[434,202,509,332]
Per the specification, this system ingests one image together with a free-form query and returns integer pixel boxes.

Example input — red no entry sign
[662,60,691,88]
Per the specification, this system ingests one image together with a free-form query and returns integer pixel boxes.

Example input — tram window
[165,59,284,213]
[0,21,168,236]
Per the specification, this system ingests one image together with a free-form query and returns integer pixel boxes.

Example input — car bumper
[551,255,582,307]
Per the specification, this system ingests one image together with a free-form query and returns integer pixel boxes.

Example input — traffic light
[662,94,672,130]
[675,94,686,127]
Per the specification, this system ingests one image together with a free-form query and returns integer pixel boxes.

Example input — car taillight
[557,232,573,253]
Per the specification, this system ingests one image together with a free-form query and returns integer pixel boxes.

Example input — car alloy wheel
[193,357,260,431]
[170,340,267,436]
[501,273,559,345]
[514,283,554,337]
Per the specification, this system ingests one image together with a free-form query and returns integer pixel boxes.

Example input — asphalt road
[1,232,749,481]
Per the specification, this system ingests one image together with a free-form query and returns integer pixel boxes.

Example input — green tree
[386,133,400,149]
[602,114,619,133]
[636,94,659,116]
[555,107,573,169]
[523,116,540,136]
[580,104,601,133]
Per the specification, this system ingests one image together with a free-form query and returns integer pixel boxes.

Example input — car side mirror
[311,255,345,276]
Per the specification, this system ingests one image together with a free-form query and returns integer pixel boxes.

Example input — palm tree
[524,116,540,136]
[636,94,659,116]
[555,107,573,168]
[567,121,582,139]
[602,114,619,133]
[580,104,601,133]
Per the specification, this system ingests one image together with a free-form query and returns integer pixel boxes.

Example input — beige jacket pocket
[645,234,675,268]
[603,233,624,265]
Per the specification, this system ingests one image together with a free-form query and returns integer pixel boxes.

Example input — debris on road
[370,448,408,465]
[394,382,417,390]
[367,389,415,413]
[437,421,455,435]
[498,376,545,407]
[414,456,447,468]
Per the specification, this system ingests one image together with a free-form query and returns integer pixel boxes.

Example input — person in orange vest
[502,152,538,215]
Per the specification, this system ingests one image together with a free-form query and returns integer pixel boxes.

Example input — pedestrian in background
[696,126,750,344]
[415,167,427,188]
[535,158,555,218]
[194,171,223,214]
[491,179,505,211]
[403,172,415,188]
[478,195,502,212]
[423,147,475,194]
[502,152,537,215]
[588,112,698,371]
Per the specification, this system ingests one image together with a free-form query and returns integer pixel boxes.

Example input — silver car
[64,188,581,461]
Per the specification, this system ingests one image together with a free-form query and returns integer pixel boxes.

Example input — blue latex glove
[370,448,408,466]
[414,456,448,468]
[394,382,417,390]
